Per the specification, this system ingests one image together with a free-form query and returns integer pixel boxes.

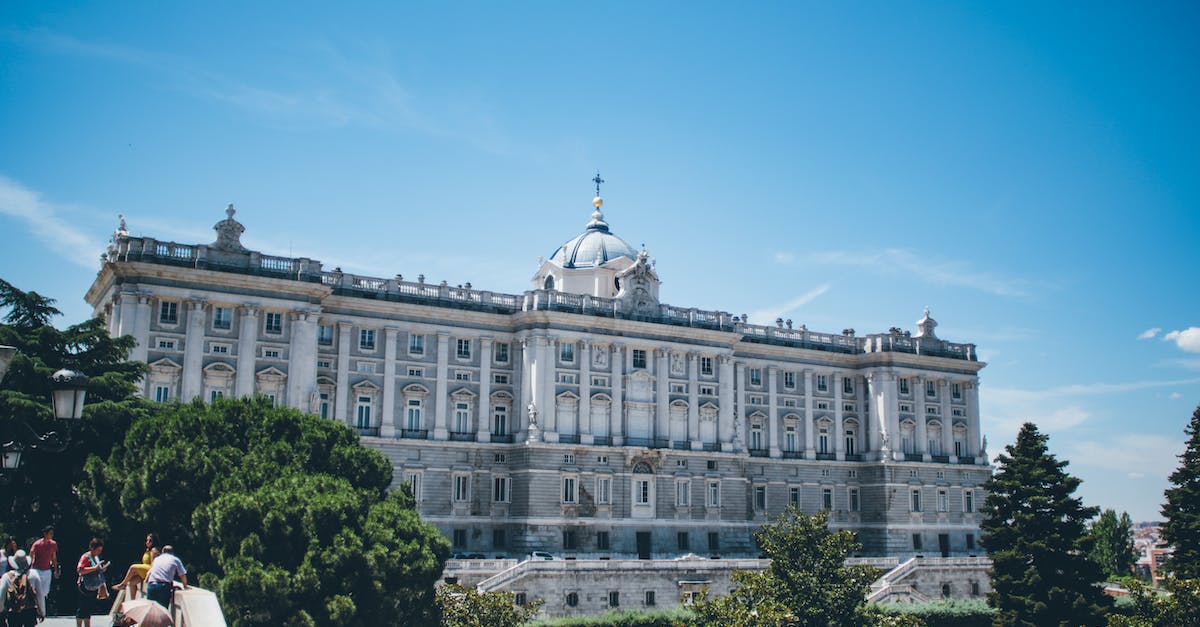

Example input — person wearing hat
[29,525,58,619]
[2,549,39,626]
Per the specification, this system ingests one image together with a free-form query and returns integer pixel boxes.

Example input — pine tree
[1162,404,1200,579]
[980,422,1111,627]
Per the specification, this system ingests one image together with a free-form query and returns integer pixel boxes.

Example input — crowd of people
[0,526,189,626]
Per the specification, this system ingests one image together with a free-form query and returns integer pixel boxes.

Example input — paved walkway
[43,617,114,627]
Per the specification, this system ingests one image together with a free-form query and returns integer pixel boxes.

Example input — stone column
[941,380,955,462]
[381,327,399,437]
[433,331,450,440]
[833,372,845,460]
[867,372,884,454]
[915,377,929,460]
[476,337,493,442]
[611,344,624,445]
[579,342,593,444]
[287,310,319,412]
[734,361,746,451]
[687,353,701,450]
[236,306,259,398]
[181,300,206,401]
[540,337,558,439]
[131,295,152,367]
[803,370,815,458]
[767,366,781,457]
[655,348,670,443]
[885,373,902,461]
[967,380,982,461]
[517,338,532,440]
[718,355,734,449]
[334,322,352,422]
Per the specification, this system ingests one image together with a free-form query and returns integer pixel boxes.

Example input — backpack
[5,572,35,614]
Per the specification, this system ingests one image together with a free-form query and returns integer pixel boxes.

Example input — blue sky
[1,2,1198,520]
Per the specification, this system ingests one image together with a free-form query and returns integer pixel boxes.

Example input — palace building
[85,192,990,561]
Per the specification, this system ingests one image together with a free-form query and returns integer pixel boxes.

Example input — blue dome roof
[549,210,637,269]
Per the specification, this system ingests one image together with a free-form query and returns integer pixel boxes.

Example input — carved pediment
[149,357,182,371]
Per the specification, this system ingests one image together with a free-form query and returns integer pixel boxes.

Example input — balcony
[701,442,720,452]
[558,434,581,444]
[625,437,669,449]
[781,450,803,459]
[930,454,951,464]
[903,453,923,462]
[593,436,612,446]
[748,449,769,458]
[844,453,863,462]
[400,429,428,440]
[355,426,381,437]
[672,441,690,451]
[815,452,836,461]
[449,432,477,442]
[490,433,514,444]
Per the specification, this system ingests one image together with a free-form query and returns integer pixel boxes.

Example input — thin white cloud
[776,248,1037,298]
[1138,327,1162,340]
[748,284,831,325]
[0,175,104,270]
[1064,434,1183,481]
[1170,392,1182,400]
[1164,327,1200,353]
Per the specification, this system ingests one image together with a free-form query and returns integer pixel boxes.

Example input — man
[144,546,188,608]
[28,526,57,620]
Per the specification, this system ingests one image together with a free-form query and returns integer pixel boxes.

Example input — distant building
[86,191,990,560]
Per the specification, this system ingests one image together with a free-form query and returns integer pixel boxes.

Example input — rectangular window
[356,361,375,373]
[952,383,962,399]
[754,486,767,511]
[454,402,470,433]
[785,427,797,452]
[157,339,176,350]
[700,356,713,376]
[154,386,170,402]
[817,375,828,392]
[317,324,333,344]
[822,488,833,510]
[494,342,509,363]
[899,378,910,395]
[210,390,224,402]
[749,368,762,386]
[452,529,467,548]
[213,307,232,330]
[493,476,510,503]
[455,371,471,381]
[319,392,329,419]
[494,453,507,463]
[596,477,611,505]
[263,348,281,359]
[563,453,575,464]
[843,377,854,394]
[699,385,716,395]
[677,532,689,552]
[750,427,764,450]
[645,590,656,606]
[560,342,574,363]
[456,338,471,359]
[359,329,375,350]
[707,481,720,507]
[632,349,647,369]
[927,380,937,397]
[707,460,717,471]
[670,383,686,394]
[596,455,609,464]
[514,593,527,607]
[636,479,650,505]
[562,477,577,504]
[597,531,611,550]
[355,396,372,428]
[911,489,922,512]
[608,591,619,608]
[562,529,577,550]
[404,472,421,501]
[938,489,949,512]
[966,533,976,551]
[557,373,577,384]
[493,528,506,549]
[408,334,424,355]
[850,488,860,512]
[265,312,282,335]
[749,395,764,405]
[843,403,855,413]
[492,406,508,435]
[453,475,470,502]
[952,408,964,417]
[591,375,609,387]
[913,533,923,551]
[708,532,720,552]
[493,373,510,384]
[406,400,422,430]
[159,301,178,324]
[408,367,424,377]
[317,359,332,369]
[964,490,975,513]
[789,487,800,507]
[676,480,690,507]
[784,372,795,388]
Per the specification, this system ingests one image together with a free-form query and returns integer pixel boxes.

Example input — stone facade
[85,198,991,561]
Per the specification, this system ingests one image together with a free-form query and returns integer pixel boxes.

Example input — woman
[75,538,108,627]
[109,533,159,600]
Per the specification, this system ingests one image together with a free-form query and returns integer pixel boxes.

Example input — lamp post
[0,345,89,473]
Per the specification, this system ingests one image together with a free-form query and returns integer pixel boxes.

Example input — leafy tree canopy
[1108,577,1200,627]
[691,508,882,627]
[1088,509,1136,580]
[436,584,543,627]
[82,397,449,626]
[981,422,1111,627]
[1162,404,1200,579]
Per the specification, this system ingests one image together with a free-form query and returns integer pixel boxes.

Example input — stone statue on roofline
[212,204,247,252]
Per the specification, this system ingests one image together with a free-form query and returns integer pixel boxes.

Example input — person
[0,538,16,579]
[143,546,187,609]
[3,551,38,627]
[74,539,108,627]
[109,533,160,600]
[28,526,58,620]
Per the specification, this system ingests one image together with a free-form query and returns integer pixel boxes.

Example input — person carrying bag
[76,539,109,627]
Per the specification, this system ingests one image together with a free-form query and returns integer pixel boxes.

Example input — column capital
[767,365,779,373]
[384,326,401,337]
[436,329,451,338]
[687,351,699,361]
[239,304,260,316]
[718,354,732,365]
[479,336,494,346]
[654,347,670,359]
[185,298,206,310]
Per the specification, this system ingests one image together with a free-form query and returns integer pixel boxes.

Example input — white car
[526,551,557,561]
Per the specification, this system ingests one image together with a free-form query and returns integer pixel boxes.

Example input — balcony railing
[930,454,951,464]
[490,433,514,443]
[781,450,803,459]
[355,426,381,437]
[844,453,863,461]
[625,437,669,449]
[592,436,612,446]
[701,442,720,452]
[815,452,836,461]
[558,434,581,444]
[672,441,690,451]
[400,429,428,440]
[449,432,477,442]
[748,449,769,458]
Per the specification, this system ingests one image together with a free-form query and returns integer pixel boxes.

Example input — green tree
[1108,577,1200,627]
[1162,404,1200,580]
[82,397,449,626]
[0,278,146,611]
[436,584,543,627]
[980,422,1111,627]
[1088,509,1136,580]
[692,508,883,627]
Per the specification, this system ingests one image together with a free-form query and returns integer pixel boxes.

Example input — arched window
[544,275,556,290]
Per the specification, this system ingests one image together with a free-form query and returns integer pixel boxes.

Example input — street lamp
[51,369,89,420]
[1,441,23,470]
[0,347,89,472]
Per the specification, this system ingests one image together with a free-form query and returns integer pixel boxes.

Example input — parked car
[465,553,486,560]
[526,551,556,561]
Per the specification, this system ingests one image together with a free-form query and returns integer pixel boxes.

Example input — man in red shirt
[28,525,58,619]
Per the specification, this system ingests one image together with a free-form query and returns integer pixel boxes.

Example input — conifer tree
[980,422,1111,627]
[1162,404,1200,579]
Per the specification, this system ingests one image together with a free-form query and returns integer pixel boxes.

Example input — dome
[548,207,638,269]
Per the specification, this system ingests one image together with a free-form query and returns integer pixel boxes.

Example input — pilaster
[941,379,956,463]
[803,369,815,458]
[287,309,319,412]
[334,321,352,422]
[579,342,593,444]
[687,352,701,450]
[611,344,624,445]
[734,361,746,451]
[718,355,734,448]
[916,377,930,461]
[476,337,493,442]
[381,327,399,437]
[433,331,450,440]
[236,306,259,398]
[655,348,670,442]
[181,299,206,401]
[833,372,845,460]
[767,366,781,458]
